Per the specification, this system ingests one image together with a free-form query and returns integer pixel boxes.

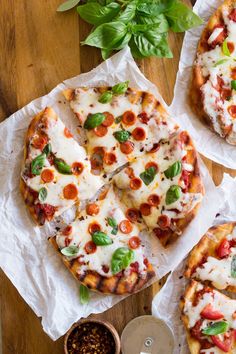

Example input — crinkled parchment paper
[170,0,236,169]
[0,47,224,340]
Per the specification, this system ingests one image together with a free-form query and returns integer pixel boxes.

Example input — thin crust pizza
[49,187,155,295]
[180,280,236,354]
[185,222,236,292]
[113,130,204,246]
[63,85,179,174]
[20,107,102,225]
[191,0,236,144]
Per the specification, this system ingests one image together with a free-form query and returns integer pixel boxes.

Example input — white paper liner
[152,173,236,354]
[170,0,236,169]
[0,46,223,340]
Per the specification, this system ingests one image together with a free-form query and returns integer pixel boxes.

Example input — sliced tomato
[88,222,101,235]
[228,105,236,118]
[211,332,233,353]
[32,135,48,150]
[200,304,224,320]
[231,68,236,80]
[217,238,231,259]
[227,41,235,54]
[229,8,236,22]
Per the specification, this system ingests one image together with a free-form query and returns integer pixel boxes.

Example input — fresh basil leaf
[231,255,236,278]
[140,166,157,186]
[112,81,129,95]
[31,153,46,175]
[165,185,181,205]
[77,3,121,26]
[54,158,72,175]
[164,161,182,179]
[202,321,228,336]
[113,130,131,143]
[136,0,175,15]
[79,284,90,305]
[135,14,169,33]
[38,187,47,202]
[115,2,137,23]
[165,1,203,32]
[57,0,80,12]
[61,246,79,257]
[111,247,134,274]
[111,226,118,235]
[134,31,173,58]
[98,91,113,104]
[222,39,231,57]
[92,231,113,246]
[231,80,236,90]
[108,217,117,228]
[82,21,127,49]
[129,36,147,59]
[42,143,52,157]
[101,48,113,60]
[84,113,106,129]
[113,32,132,50]
[214,58,229,67]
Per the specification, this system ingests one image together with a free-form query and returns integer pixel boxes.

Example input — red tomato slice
[32,136,48,150]
[200,304,224,320]
[229,8,236,22]
[88,222,101,235]
[211,332,233,353]
[217,238,231,259]
[148,194,160,206]
[228,105,236,118]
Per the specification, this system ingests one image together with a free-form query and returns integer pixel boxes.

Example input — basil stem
[84,113,105,129]
[31,153,46,175]
[54,158,72,175]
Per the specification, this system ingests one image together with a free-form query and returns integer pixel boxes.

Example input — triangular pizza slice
[20,107,103,225]
[49,187,155,295]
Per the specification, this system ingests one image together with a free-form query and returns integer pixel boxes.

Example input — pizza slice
[49,187,155,295]
[113,130,204,247]
[185,223,236,292]
[180,280,236,354]
[63,84,179,174]
[191,0,236,144]
[20,107,103,225]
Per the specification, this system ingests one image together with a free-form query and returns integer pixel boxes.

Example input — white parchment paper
[152,174,236,354]
[0,47,225,340]
[170,0,236,169]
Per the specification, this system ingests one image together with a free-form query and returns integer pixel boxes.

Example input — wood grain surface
[0,1,235,353]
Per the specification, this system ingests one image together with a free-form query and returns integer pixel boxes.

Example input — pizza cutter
[121,315,174,354]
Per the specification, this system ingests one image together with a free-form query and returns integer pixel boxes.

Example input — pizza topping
[120,141,134,154]
[54,158,72,175]
[140,203,152,216]
[92,231,113,246]
[113,130,131,143]
[165,185,182,205]
[202,321,229,336]
[231,255,236,278]
[112,81,129,95]
[222,39,231,57]
[130,177,142,190]
[129,237,141,250]
[63,184,78,200]
[211,332,233,353]
[132,127,146,141]
[208,26,224,45]
[84,113,105,129]
[164,161,182,179]
[147,194,160,206]
[38,187,47,202]
[145,162,158,172]
[62,225,73,236]
[157,215,170,229]
[101,112,114,127]
[200,304,224,320]
[32,136,48,150]
[107,217,118,235]
[217,239,231,259]
[84,241,97,254]
[72,162,84,175]
[138,112,149,124]
[147,143,160,153]
[111,247,134,274]
[228,105,236,118]
[139,166,157,186]
[88,222,101,235]
[103,152,117,165]
[231,80,236,90]
[41,169,54,183]
[64,127,73,138]
[31,153,46,175]
[93,125,108,137]
[122,111,137,126]
[86,203,100,216]
[229,8,236,22]
[119,220,133,234]
[61,246,80,257]
[42,143,52,156]
[98,91,113,104]
[125,208,140,223]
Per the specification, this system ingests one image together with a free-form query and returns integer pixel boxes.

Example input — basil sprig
[84,113,105,129]
[54,158,72,175]
[31,153,46,175]
[202,321,229,336]
[165,185,181,205]
[231,80,236,90]
[140,166,157,186]
[92,231,113,246]
[57,0,202,60]
[111,247,134,274]
[231,255,236,278]
[108,217,118,235]
[61,246,79,257]
[164,161,182,179]
[79,284,90,305]
[38,187,47,202]
[113,130,131,143]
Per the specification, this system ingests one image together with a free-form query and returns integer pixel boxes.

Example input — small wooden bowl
[64,318,121,354]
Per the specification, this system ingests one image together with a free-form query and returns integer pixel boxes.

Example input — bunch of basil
[57,0,202,60]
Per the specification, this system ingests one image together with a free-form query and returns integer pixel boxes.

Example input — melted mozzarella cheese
[56,188,147,277]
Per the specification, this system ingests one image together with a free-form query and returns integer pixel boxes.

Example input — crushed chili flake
[67,322,116,354]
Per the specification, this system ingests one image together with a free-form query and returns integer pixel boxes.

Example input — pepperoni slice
[93,146,106,156]
[221,88,232,101]
[229,8,236,22]
[88,222,101,235]
[62,225,73,236]
[125,167,135,179]
[140,203,152,216]
[148,194,160,206]
[84,241,97,254]
[102,265,109,274]
[119,220,133,234]
[153,227,170,240]
[122,111,137,126]
[93,125,108,137]
[130,178,142,190]
[138,112,150,124]
[90,157,103,171]
[232,68,236,80]
[103,152,117,165]
[72,162,84,175]
[32,136,48,150]
[145,162,158,172]
[102,112,114,127]
[86,203,100,216]
[179,131,190,145]
[63,184,78,200]
[125,208,140,222]
[41,169,54,183]
[132,127,146,141]
[129,237,141,249]
[64,127,73,138]
[157,215,170,229]
[147,143,160,153]
[228,105,236,118]
[120,141,134,155]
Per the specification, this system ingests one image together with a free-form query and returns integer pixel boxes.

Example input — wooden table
[0,1,234,353]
